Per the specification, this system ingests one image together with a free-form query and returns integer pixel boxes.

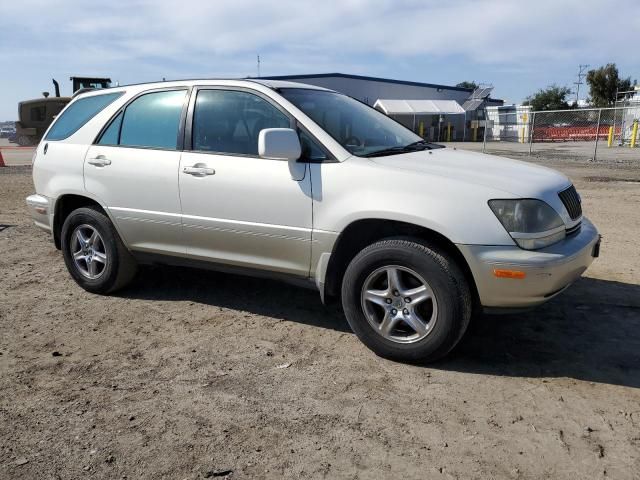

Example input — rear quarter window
[45,92,124,141]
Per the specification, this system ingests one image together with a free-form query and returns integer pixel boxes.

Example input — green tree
[523,85,572,111]
[456,81,478,90]
[586,63,633,107]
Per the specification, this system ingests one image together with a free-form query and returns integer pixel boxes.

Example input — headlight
[489,199,565,250]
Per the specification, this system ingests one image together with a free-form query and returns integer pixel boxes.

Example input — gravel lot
[1,156,639,479]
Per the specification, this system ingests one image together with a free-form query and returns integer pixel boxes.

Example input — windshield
[278,88,442,157]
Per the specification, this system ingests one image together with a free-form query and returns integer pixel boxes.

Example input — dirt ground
[1,157,639,479]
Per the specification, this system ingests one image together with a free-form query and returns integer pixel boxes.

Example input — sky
[1,0,638,120]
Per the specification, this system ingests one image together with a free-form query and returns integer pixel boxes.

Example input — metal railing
[480,105,640,162]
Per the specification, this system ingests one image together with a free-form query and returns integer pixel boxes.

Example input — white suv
[26,79,600,362]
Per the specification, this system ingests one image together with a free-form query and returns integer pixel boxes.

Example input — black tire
[61,206,137,294]
[17,135,33,146]
[341,238,472,363]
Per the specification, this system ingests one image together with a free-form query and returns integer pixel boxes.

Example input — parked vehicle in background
[15,96,71,145]
[14,77,112,146]
[0,125,16,138]
[70,76,112,93]
[26,79,601,362]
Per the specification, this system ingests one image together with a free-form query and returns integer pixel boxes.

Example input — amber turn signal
[493,269,526,279]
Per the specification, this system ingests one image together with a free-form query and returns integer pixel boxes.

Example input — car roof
[76,78,333,98]
[248,79,331,91]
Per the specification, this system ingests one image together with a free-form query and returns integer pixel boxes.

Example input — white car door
[84,88,189,255]
[179,87,313,276]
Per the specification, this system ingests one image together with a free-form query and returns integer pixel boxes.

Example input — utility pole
[574,64,589,106]
[257,55,261,78]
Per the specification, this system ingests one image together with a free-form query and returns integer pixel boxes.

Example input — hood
[371,147,571,199]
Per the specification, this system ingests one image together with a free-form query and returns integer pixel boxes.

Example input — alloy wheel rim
[360,265,438,344]
[71,224,108,280]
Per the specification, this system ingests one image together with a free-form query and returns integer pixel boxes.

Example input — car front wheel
[341,238,472,363]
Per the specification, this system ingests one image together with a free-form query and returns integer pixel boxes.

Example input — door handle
[183,164,215,176]
[88,155,112,167]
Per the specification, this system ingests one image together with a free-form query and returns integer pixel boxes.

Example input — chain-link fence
[477,105,640,163]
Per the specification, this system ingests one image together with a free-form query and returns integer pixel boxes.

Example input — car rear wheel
[341,238,472,363]
[61,206,137,294]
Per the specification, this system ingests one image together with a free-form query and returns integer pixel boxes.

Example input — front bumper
[26,194,53,234]
[457,217,600,308]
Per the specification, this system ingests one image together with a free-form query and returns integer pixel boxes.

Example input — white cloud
[0,0,637,118]
[3,0,638,66]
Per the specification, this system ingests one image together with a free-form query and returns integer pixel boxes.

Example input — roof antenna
[257,54,261,78]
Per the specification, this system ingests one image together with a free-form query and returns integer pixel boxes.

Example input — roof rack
[72,87,97,98]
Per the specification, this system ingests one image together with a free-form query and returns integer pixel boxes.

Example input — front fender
[309,159,515,246]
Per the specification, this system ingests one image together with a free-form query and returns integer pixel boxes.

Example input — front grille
[558,185,582,220]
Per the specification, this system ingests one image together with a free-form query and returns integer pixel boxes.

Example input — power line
[574,64,589,105]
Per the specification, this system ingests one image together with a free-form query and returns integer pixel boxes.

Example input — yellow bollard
[631,120,638,148]
[447,122,451,142]
[419,121,424,138]
[520,128,524,143]
[472,126,477,142]
[607,126,613,147]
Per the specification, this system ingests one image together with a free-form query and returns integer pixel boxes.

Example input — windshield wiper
[361,140,432,158]
[404,140,430,149]
[405,140,445,150]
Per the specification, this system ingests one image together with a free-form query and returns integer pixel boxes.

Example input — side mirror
[258,128,301,161]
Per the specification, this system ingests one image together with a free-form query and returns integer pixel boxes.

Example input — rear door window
[45,92,123,140]
[118,90,186,150]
